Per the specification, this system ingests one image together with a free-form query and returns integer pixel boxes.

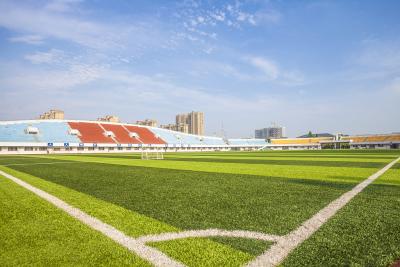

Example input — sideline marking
[0,170,184,267]
[1,156,398,267]
[246,156,400,267]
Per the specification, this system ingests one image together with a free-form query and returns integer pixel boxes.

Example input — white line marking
[137,229,282,243]
[1,157,398,267]
[246,156,400,267]
[0,170,184,267]
[2,162,80,167]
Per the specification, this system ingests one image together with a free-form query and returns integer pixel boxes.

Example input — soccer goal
[141,150,164,160]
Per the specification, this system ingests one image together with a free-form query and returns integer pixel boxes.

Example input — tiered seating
[0,123,40,142]
[101,123,141,144]
[149,128,183,145]
[68,122,115,143]
[35,122,80,143]
[364,136,390,142]
[248,139,268,146]
[387,135,400,142]
[149,128,225,146]
[341,136,367,143]
[202,136,227,146]
[271,137,333,145]
[124,125,166,145]
[179,133,203,145]
[228,139,248,146]
[343,134,400,143]
[228,139,267,146]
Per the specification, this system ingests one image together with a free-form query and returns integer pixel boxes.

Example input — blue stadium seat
[35,122,80,143]
[149,127,226,146]
[0,123,39,142]
[0,121,80,143]
[228,139,267,146]
[202,136,226,145]
[150,128,183,145]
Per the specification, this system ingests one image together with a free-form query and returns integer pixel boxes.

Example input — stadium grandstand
[0,120,234,154]
[340,134,400,149]
[269,137,334,150]
[0,120,399,154]
[228,138,268,150]
[268,134,400,150]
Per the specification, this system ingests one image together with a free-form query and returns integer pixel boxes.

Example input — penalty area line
[0,170,184,267]
[247,156,400,267]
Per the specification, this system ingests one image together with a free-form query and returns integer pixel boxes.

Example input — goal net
[141,150,164,160]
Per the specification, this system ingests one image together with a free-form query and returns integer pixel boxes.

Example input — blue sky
[0,0,399,137]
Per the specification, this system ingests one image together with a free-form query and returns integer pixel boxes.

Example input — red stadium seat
[101,123,141,144]
[124,125,166,144]
[68,122,115,143]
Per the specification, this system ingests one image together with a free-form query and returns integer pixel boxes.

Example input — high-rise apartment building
[38,109,64,120]
[175,122,189,134]
[174,111,204,135]
[188,111,204,135]
[160,124,176,131]
[255,125,286,139]
[176,114,189,125]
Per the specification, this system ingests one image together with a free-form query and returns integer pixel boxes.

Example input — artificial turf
[7,162,355,236]
[0,150,399,266]
[0,174,149,267]
[0,166,254,267]
[282,163,400,267]
[33,153,384,183]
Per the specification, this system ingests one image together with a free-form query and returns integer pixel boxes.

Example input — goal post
[141,150,164,160]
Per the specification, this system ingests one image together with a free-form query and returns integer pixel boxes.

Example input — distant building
[176,114,188,125]
[38,109,64,120]
[160,124,176,131]
[297,132,334,138]
[255,125,285,139]
[136,119,158,127]
[97,115,120,123]
[188,111,204,135]
[172,111,204,135]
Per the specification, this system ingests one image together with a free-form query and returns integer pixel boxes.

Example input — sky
[0,0,399,138]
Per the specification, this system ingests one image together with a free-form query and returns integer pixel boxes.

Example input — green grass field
[0,150,399,266]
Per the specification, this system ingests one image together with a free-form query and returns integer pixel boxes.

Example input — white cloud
[8,34,45,45]
[0,59,398,137]
[0,61,103,90]
[189,57,305,86]
[210,12,225,22]
[245,56,305,85]
[248,57,279,80]
[0,0,181,57]
[24,49,65,64]
[0,1,122,50]
[176,1,281,46]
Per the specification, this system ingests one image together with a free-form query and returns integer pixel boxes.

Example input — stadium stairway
[101,123,141,144]
[124,125,166,145]
[68,122,115,144]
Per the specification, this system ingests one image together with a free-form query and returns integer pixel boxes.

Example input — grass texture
[0,174,149,267]
[0,150,399,266]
